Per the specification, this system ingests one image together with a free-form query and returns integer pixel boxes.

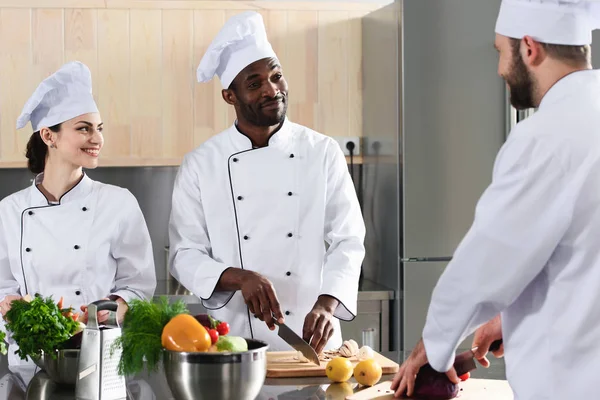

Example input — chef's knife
[454,339,503,376]
[273,319,321,365]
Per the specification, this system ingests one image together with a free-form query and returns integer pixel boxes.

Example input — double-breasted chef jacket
[169,117,366,351]
[422,70,600,400]
[0,172,156,366]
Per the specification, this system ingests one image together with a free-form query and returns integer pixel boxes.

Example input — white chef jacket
[0,172,156,366]
[168,117,365,351]
[422,69,600,400]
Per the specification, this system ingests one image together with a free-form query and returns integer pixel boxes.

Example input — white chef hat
[16,61,99,132]
[196,11,278,89]
[495,0,600,45]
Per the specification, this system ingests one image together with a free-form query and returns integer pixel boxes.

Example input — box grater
[75,300,127,400]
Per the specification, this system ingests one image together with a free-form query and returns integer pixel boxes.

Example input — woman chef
[0,61,156,369]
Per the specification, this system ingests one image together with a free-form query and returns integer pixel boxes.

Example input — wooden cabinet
[0,1,380,167]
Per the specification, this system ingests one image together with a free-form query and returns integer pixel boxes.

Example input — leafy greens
[111,296,188,376]
[4,294,79,360]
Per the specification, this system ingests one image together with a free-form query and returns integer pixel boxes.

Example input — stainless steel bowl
[162,338,269,400]
[33,349,80,386]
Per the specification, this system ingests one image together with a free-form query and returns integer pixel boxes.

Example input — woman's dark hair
[25,123,62,174]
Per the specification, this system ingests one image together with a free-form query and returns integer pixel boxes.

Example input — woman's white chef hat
[196,11,277,89]
[16,61,99,132]
[495,0,600,45]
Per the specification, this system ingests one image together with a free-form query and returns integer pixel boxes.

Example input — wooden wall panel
[0,9,32,161]
[130,9,162,159]
[317,11,349,138]
[162,9,194,157]
[192,9,227,147]
[0,1,378,167]
[97,9,131,157]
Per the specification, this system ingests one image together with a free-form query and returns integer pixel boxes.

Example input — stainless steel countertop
[155,278,396,304]
[0,351,505,399]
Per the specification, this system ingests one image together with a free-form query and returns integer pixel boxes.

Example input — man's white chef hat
[495,0,600,45]
[196,11,277,89]
[16,61,99,132]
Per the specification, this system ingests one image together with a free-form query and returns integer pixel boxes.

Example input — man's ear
[521,35,546,67]
[222,88,236,106]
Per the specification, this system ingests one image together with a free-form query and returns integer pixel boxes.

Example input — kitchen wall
[0,0,379,167]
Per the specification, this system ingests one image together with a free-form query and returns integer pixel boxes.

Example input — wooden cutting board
[345,379,513,400]
[266,351,400,378]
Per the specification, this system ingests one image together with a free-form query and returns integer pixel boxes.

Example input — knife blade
[274,319,321,365]
[454,339,503,376]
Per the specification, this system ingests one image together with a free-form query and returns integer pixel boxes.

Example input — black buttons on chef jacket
[25,248,31,252]
[289,153,295,158]
[74,245,80,250]
[82,207,87,212]
[75,290,81,296]
[287,233,293,238]
[243,235,249,240]
[233,158,239,162]
[286,271,291,276]
[285,311,291,316]
[288,192,293,196]
[28,211,34,216]
[237,196,243,201]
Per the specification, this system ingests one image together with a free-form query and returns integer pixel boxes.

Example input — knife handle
[489,339,503,352]
[453,339,504,376]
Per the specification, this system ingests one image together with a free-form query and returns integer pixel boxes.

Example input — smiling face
[223,57,289,127]
[41,113,104,169]
[495,34,537,110]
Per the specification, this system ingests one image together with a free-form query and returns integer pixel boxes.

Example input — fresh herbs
[0,330,6,355]
[4,294,79,360]
[111,296,188,376]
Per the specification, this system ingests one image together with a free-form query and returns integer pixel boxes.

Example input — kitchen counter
[0,351,506,400]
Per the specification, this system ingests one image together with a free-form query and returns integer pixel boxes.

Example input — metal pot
[162,338,269,400]
[33,349,80,386]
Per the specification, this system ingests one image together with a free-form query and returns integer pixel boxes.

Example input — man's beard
[506,51,536,110]
[238,96,288,127]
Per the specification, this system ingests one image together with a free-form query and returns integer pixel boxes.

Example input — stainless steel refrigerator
[362,0,508,352]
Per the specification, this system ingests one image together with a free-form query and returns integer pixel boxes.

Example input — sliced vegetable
[161,314,211,352]
[459,372,470,381]
[413,364,460,400]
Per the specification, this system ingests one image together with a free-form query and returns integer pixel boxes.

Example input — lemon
[325,382,354,399]
[325,357,354,383]
[354,359,383,387]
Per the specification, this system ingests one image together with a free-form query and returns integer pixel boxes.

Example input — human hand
[390,338,460,398]
[302,295,338,355]
[472,314,504,368]
[239,271,284,330]
[0,295,21,318]
[80,297,128,325]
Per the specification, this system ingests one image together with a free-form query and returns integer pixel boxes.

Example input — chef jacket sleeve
[0,209,20,339]
[169,153,234,309]
[422,132,573,373]
[109,190,157,303]
[319,139,366,321]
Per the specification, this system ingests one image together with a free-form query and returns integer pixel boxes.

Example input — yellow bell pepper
[161,314,212,352]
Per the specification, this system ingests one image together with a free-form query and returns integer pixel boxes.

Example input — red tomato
[459,372,470,381]
[217,321,230,336]
[208,329,219,345]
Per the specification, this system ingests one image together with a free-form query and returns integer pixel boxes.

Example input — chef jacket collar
[30,171,94,206]
[539,69,598,109]
[228,116,292,150]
